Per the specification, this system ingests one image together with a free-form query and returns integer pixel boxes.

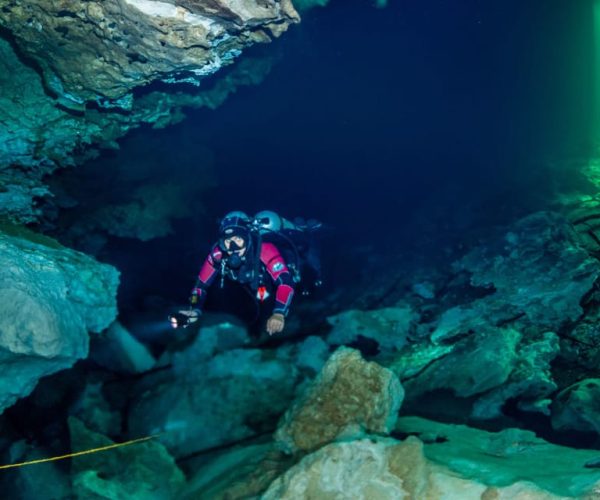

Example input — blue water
[50,0,594,327]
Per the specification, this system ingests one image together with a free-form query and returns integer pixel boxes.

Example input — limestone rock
[395,416,600,498]
[69,382,122,437]
[0,0,299,104]
[0,227,118,413]
[129,341,299,457]
[262,436,569,500]
[274,347,404,454]
[90,321,156,375]
[326,306,417,352]
[394,327,560,420]
[166,316,250,370]
[180,442,294,500]
[0,31,275,222]
[272,336,330,381]
[552,379,600,435]
[285,335,330,376]
[453,211,600,332]
[472,331,559,419]
[401,327,521,400]
[0,440,72,500]
[558,314,600,372]
[69,418,184,500]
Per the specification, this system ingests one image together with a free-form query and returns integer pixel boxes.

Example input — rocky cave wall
[4,1,600,498]
[0,0,300,223]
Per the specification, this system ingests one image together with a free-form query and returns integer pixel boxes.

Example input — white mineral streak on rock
[124,0,218,32]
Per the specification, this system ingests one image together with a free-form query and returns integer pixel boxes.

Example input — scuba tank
[252,210,304,284]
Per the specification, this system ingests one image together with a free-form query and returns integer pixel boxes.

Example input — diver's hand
[266,313,285,335]
[169,309,201,329]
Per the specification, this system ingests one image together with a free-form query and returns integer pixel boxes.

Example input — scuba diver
[171,210,322,335]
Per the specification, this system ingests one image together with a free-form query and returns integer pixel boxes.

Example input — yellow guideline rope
[0,434,159,470]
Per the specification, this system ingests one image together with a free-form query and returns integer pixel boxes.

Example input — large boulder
[275,347,404,454]
[69,418,184,500]
[128,324,302,457]
[400,327,521,400]
[262,436,570,499]
[89,321,156,375]
[0,228,118,413]
[392,327,560,420]
[395,416,600,498]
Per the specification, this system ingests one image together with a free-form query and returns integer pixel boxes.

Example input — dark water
[51,0,595,326]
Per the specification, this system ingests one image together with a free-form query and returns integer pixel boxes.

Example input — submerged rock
[326,306,417,352]
[69,418,184,499]
[453,211,600,332]
[274,347,404,454]
[129,332,300,458]
[0,0,299,104]
[396,416,600,498]
[400,327,521,402]
[472,331,559,418]
[262,435,570,500]
[393,327,560,420]
[552,379,600,436]
[90,321,156,375]
[180,441,295,500]
[0,439,72,500]
[0,227,118,413]
[0,31,275,222]
[69,382,122,437]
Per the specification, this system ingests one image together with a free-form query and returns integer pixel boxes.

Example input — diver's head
[222,234,248,257]
[219,211,251,258]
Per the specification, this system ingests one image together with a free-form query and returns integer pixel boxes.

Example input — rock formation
[0,226,118,412]
[262,436,575,500]
[0,0,299,105]
[0,1,295,222]
[275,347,404,454]
[69,418,185,499]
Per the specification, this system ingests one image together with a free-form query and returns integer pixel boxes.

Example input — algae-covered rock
[0,229,118,413]
[552,379,600,435]
[69,418,184,500]
[472,331,559,418]
[402,327,521,400]
[394,328,560,420]
[274,347,404,454]
[396,416,600,498]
